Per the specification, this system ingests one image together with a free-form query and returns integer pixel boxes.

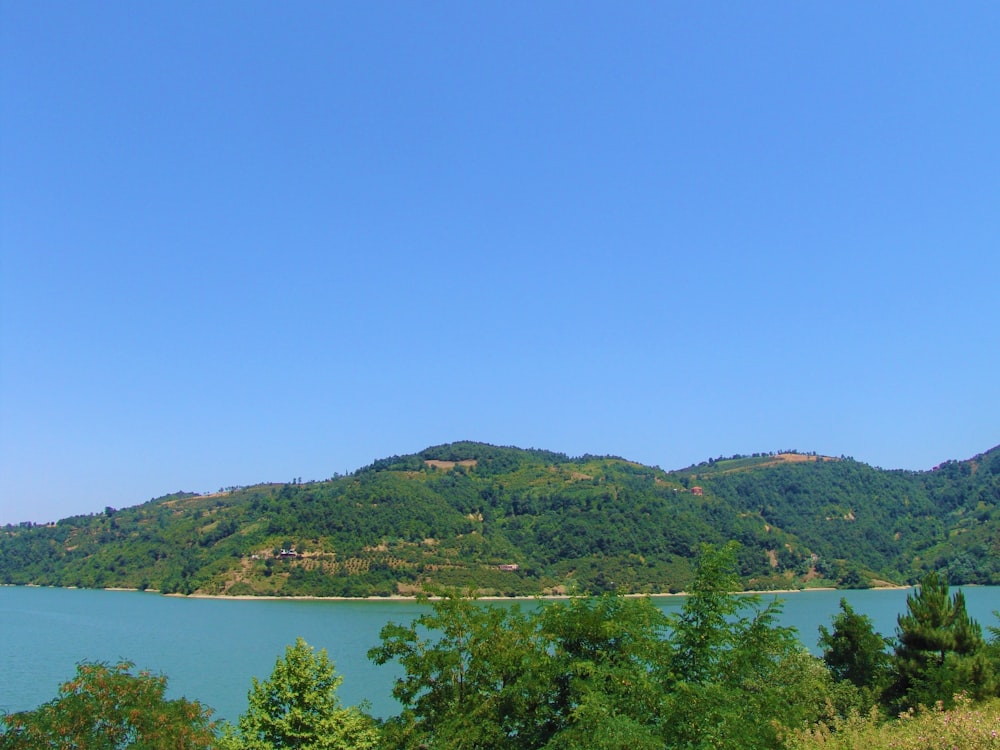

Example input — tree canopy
[889,571,996,710]
[0,661,216,749]
[819,598,892,697]
[370,544,846,749]
[221,638,379,750]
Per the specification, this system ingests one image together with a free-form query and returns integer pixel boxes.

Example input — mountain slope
[2,442,998,596]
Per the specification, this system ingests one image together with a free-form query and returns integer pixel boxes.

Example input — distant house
[278,548,299,558]
[498,564,520,572]
[690,486,703,496]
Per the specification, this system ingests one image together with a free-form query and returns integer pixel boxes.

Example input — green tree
[0,661,216,749]
[538,593,672,750]
[369,591,673,749]
[819,598,892,701]
[371,546,841,750]
[665,542,745,684]
[370,594,555,749]
[660,543,836,749]
[889,571,996,710]
[224,638,379,750]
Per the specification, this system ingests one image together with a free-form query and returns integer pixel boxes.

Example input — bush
[784,695,1000,750]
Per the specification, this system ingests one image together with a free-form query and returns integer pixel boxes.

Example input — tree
[0,661,216,749]
[665,541,745,684]
[889,571,996,710]
[660,543,837,749]
[225,638,379,750]
[369,590,673,749]
[369,593,555,749]
[370,546,840,750]
[819,598,892,699]
[538,593,672,750]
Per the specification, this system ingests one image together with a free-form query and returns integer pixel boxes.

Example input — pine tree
[890,572,996,709]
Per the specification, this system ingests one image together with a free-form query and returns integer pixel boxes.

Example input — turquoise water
[1,586,997,723]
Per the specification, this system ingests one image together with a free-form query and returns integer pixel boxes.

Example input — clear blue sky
[2,2,998,525]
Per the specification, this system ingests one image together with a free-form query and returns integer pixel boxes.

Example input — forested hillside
[2,441,998,597]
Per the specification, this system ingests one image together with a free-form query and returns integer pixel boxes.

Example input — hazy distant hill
[2,441,998,597]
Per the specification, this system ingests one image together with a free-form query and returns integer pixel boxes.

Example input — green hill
[2,441,998,597]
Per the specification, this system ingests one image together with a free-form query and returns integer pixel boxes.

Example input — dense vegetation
[0,661,216,748]
[5,547,1000,748]
[2,441,998,597]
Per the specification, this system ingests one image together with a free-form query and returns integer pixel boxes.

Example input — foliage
[819,597,892,705]
[889,571,996,710]
[0,661,216,749]
[659,542,838,749]
[370,593,570,748]
[221,638,379,750]
[690,446,1000,587]
[2,441,999,597]
[370,592,673,749]
[783,695,1000,750]
[370,544,844,749]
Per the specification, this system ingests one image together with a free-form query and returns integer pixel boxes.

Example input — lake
[2,586,997,723]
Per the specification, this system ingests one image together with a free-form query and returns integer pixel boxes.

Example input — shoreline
[157,584,915,602]
[3,582,914,601]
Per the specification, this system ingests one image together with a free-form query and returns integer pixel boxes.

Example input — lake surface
[2,586,998,723]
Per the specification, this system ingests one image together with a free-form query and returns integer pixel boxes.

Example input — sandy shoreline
[3,582,912,601]
[168,584,913,602]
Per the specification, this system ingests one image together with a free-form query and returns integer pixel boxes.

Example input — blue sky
[2,2,998,524]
